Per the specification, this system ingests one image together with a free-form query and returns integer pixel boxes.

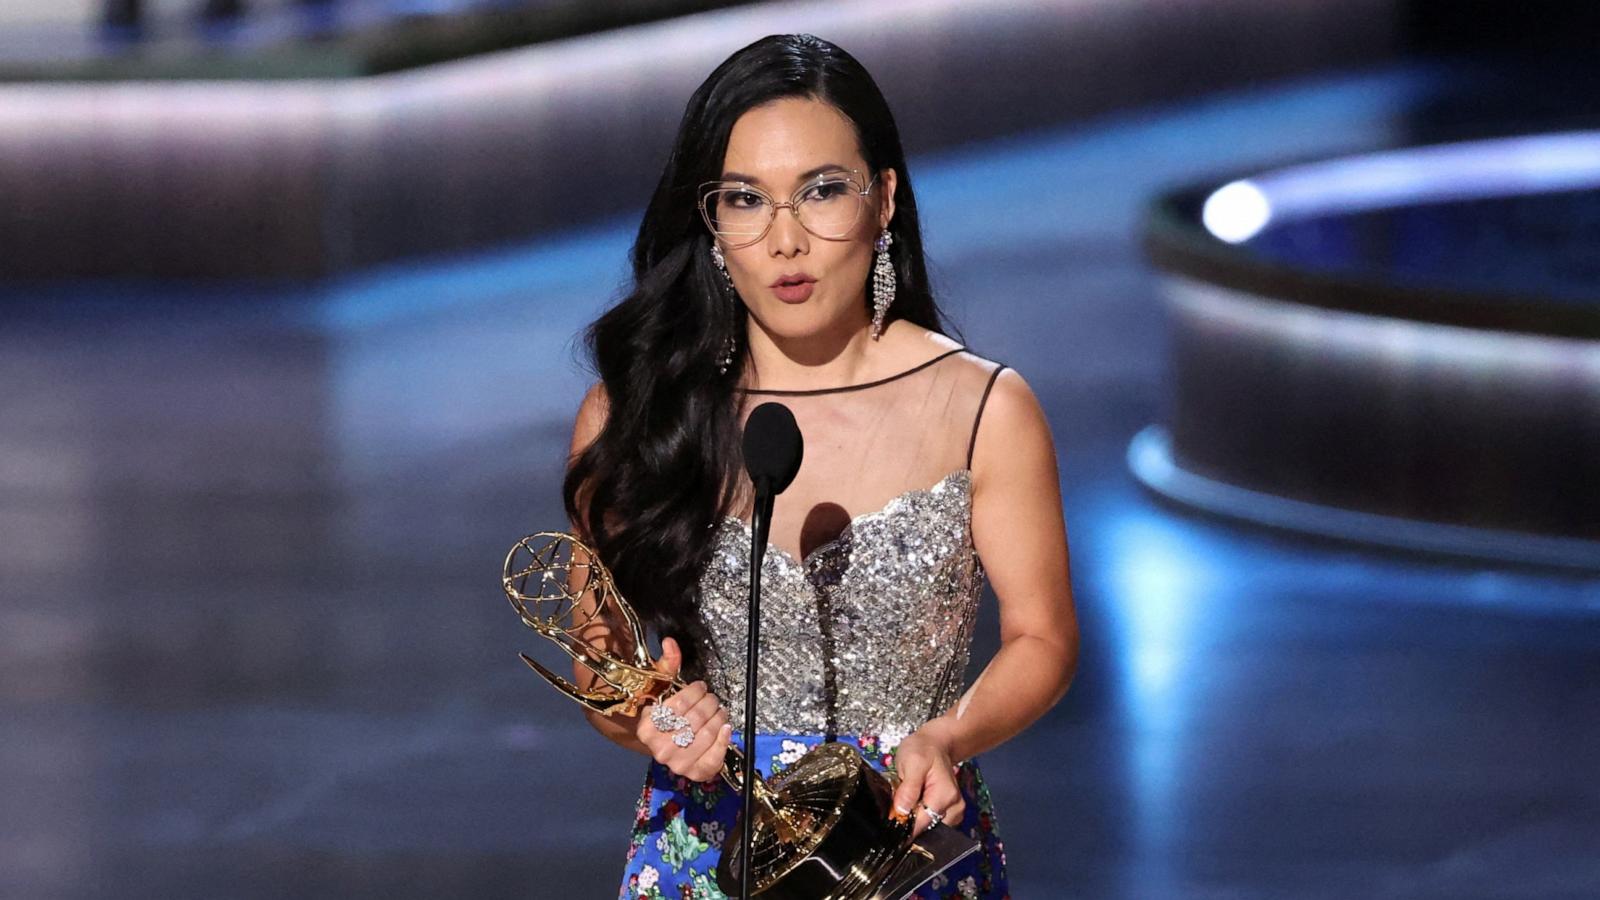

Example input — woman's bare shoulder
[889,322,1010,385]
[883,321,992,382]
[571,381,610,456]
[890,321,964,358]
[971,365,1050,474]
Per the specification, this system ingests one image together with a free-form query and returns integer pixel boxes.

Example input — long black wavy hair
[564,33,953,678]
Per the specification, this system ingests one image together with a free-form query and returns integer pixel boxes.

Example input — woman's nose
[768,203,808,254]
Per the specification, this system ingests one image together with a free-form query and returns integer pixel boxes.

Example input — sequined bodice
[696,468,983,737]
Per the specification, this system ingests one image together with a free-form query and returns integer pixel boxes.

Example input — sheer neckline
[738,347,966,396]
[720,468,972,568]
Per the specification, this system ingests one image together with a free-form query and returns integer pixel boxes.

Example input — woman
[563,33,1077,900]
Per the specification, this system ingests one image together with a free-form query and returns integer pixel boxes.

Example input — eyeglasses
[697,169,878,249]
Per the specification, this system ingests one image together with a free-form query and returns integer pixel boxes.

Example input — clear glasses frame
[697,168,879,249]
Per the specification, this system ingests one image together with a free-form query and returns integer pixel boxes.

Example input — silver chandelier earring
[710,244,738,375]
[870,228,895,341]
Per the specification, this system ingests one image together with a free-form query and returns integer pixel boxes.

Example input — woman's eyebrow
[718,163,852,185]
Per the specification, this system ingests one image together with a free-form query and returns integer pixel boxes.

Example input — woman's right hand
[635,636,733,782]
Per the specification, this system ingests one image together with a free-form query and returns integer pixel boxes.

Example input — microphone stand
[740,478,775,900]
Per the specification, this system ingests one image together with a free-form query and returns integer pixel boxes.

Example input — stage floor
[3,61,1598,898]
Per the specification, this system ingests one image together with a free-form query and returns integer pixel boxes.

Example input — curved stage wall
[1136,132,1600,570]
[0,0,1399,279]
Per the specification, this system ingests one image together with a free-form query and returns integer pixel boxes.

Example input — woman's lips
[773,281,815,303]
[769,272,817,303]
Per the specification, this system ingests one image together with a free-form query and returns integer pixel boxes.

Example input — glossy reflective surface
[1249,186,1600,303]
[3,63,1599,899]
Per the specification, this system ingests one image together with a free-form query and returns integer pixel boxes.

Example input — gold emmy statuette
[502,531,979,899]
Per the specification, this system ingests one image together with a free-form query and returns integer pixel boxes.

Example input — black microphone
[742,401,803,529]
[735,402,802,900]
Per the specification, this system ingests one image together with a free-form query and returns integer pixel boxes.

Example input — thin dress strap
[966,362,1008,470]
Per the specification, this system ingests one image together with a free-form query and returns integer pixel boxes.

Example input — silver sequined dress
[617,347,1012,900]
[700,467,983,739]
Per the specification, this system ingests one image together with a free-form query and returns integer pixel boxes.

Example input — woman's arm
[891,369,1080,830]
[564,382,654,756]
[564,384,733,778]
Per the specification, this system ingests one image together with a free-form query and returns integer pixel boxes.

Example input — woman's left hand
[889,727,965,837]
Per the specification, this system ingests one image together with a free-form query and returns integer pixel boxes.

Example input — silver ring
[650,703,689,734]
[671,725,695,748]
[924,806,944,829]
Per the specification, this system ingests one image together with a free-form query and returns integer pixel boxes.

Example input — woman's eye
[803,182,849,201]
[726,191,764,208]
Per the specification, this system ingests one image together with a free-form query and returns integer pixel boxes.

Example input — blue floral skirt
[618,732,1009,900]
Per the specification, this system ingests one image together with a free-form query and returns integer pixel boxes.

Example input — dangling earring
[710,244,739,375]
[870,228,895,341]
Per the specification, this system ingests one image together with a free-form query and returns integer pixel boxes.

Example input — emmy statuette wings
[501,530,677,719]
[503,531,754,797]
